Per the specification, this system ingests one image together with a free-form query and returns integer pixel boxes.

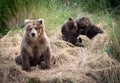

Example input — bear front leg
[68,36,77,45]
[42,47,51,69]
[75,37,84,47]
[21,54,31,71]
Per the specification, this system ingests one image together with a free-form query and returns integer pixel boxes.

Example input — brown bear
[76,17,92,35]
[15,19,52,71]
[76,17,103,39]
[61,17,82,46]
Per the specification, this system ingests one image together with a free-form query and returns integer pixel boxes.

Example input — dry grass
[0,28,120,83]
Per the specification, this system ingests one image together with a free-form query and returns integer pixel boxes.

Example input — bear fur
[86,24,103,39]
[15,19,52,71]
[61,17,103,46]
[61,17,82,46]
[76,17,103,39]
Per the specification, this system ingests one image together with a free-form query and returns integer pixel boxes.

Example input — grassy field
[0,0,119,61]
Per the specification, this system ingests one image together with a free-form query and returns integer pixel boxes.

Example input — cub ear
[69,17,73,21]
[98,28,103,33]
[37,19,44,25]
[24,19,30,25]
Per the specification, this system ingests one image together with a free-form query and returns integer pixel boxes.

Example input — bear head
[24,19,45,41]
[76,17,92,35]
[86,24,103,39]
[61,17,78,41]
[61,17,78,36]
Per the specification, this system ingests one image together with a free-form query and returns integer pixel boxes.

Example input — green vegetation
[107,19,120,61]
[0,0,79,35]
[0,0,120,61]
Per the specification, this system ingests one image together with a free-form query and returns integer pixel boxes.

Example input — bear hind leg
[39,47,51,69]
[15,55,22,65]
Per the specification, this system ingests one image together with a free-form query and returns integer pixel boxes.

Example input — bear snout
[74,27,78,30]
[31,28,37,38]
[31,33,35,37]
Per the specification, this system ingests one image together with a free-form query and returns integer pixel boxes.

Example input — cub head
[24,19,45,40]
[86,24,103,39]
[63,17,78,33]
[67,17,78,32]
[76,17,92,35]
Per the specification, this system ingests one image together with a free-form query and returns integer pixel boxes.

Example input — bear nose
[74,27,78,30]
[31,33,35,37]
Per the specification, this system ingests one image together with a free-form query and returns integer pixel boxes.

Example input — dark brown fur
[76,17,92,35]
[76,17,103,39]
[61,17,83,46]
[86,24,103,39]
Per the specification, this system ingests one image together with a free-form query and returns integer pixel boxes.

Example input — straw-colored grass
[0,26,120,83]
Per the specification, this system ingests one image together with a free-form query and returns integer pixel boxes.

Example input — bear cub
[61,17,103,46]
[15,19,52,71]
[61,17,82,46]
[76,17,103,39]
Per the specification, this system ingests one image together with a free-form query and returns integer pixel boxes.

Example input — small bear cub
[61,17,83,46]
[76,17,103,39]
[61,17,103,46]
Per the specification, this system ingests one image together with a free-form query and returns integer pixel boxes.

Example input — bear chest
[32,44,47,57]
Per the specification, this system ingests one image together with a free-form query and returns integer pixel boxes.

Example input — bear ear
[98,29,103,33]
[37,19,44,25]
[24,19,30,25]
[69,17,73,21]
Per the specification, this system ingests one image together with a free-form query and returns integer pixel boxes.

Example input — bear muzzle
[31,33,35,37]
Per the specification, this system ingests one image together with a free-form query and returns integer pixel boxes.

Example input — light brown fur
[15,19,52,71]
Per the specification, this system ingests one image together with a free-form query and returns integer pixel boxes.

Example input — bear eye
[29,28,32,31]
[35,27,37,30]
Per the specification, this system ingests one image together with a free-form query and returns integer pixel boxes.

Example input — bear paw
[39,61,47,69]
[22,66,31,72]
